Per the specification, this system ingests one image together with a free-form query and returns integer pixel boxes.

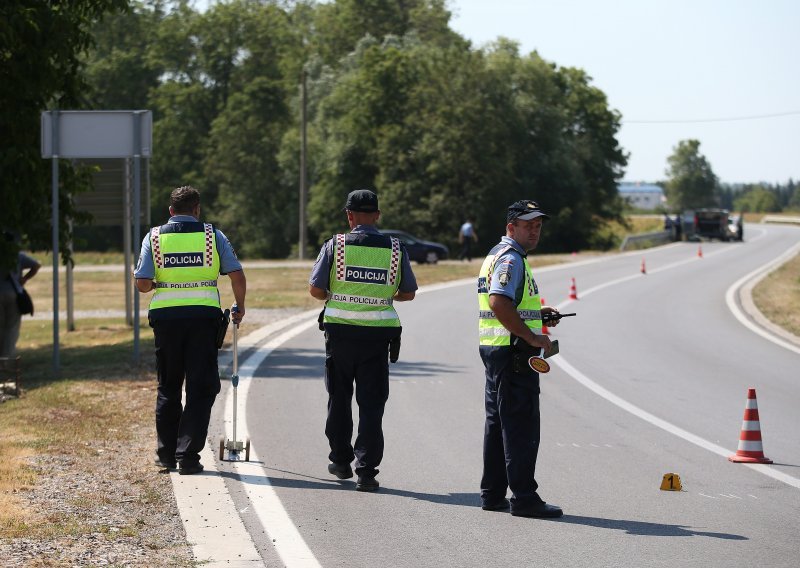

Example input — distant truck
[691,208,743,241]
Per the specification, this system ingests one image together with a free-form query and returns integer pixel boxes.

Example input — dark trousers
[460,239,473,261]
[324,336,390,478]
[479,346,541,509]
[152,317,220,466]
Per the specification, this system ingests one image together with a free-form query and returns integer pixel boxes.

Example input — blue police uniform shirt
[309,225,418,293]
[487,236,528,305]
[134,215,242,279]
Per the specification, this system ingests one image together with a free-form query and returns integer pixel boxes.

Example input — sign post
[41,110,152,373]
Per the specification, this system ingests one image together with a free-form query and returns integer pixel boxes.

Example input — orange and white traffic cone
[541,297,550,335]
[640,258,647,275]
[697,245,703,258]
[568,278,578,300]
[728,388,773,464]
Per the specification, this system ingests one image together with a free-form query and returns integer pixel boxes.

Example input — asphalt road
[210,223,800,568]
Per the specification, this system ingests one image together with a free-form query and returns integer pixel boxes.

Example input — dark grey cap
[344,189,379,212]
[507,200,549,223]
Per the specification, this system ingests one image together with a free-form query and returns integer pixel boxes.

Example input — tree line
[656,139,798,214]
[2,0,630,268]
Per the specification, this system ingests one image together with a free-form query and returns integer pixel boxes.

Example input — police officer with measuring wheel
[309,189,417,491]
[477,200,562,517]
[135,186,246,475]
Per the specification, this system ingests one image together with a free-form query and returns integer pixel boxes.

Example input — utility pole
[299,69,308,259]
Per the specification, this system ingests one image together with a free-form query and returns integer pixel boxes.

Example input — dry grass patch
[753,252,800,337]
[0,320,192,566]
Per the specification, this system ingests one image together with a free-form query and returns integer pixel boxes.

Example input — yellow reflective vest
[477,243,542,346]
[323,233,402,328]
[148,222,221,315]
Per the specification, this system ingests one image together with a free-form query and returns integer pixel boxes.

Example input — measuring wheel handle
[219,437,225,461]
[245,438,251,462]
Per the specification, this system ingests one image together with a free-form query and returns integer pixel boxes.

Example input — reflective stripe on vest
[324,233,401,328]
[477,244,542,346]
[149,223,221,312]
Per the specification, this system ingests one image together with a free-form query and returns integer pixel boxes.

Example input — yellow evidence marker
[660,473,683,491]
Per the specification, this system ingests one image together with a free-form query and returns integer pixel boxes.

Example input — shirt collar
[500,236,527,257]
[350,224,381,234]
[168,215,198,223]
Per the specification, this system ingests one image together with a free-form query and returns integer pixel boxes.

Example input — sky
[447,0,800,184]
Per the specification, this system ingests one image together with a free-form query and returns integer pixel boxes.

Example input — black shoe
[355,476,379,492]
[154,458,177,470]
[328,462,354,480]
[511,501,563,518]
[178,462,204,475]
[481,498,510,511]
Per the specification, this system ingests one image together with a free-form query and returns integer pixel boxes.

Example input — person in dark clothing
[477,199,563,518]
[309,189,418,491]
[135,186,246,475]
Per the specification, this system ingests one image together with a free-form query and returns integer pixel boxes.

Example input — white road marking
[724,241,800,356]
[225,316,323,568]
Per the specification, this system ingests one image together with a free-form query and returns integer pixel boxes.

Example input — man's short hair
[170,186,200,214]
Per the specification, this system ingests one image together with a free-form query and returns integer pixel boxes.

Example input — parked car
[381,229,449,264]
[693,208,731,241]
[726,214,744,241]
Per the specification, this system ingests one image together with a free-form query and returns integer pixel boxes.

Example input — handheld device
[542,312,577,325]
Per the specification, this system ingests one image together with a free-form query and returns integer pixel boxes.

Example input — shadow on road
[555,515,748,540]
[219,466,481,507]
[228,347,465,381]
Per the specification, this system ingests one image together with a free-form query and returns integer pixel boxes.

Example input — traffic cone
[568,278,578,300]
[541,297,549,335]
[640,258,647,275]
[728,388,772,464]
[697,245,703,258]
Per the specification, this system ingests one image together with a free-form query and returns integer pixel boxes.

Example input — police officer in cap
[135,185,246,475]
[309,189,417,491]
[477,199,563,517]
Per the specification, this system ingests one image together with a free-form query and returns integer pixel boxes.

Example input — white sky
[448,0,800,184]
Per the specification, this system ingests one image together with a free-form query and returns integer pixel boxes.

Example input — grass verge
[752,252,800,337]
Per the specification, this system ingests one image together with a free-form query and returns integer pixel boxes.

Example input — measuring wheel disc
[245,438,251,462]
[219,437,225,461]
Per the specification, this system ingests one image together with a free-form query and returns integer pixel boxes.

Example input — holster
[216,309,231,349]
[317,307,326,331]
[511,336,539,375]
[389,336,401,363]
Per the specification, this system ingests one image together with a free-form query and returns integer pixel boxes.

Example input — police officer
[309,189,417,491]
[477,199,563,517]
[135,186,246,475]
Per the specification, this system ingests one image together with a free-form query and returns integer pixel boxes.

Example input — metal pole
[123,158,132,326]
[132,112,142,362]
[51,111,60,375]
[66,217,74,331]
[299,69,308,259]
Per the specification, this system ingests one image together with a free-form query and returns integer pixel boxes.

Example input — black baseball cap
[344,189,379,212]
[507,200,549,223]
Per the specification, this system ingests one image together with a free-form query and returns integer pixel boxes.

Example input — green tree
[306,36,627,252]
[734,186,780,213]
[664,139,719,210]
[0,0,128,270]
